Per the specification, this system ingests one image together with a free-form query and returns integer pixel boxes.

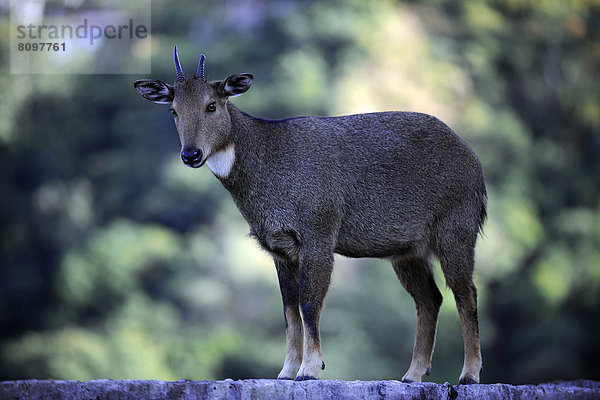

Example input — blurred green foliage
[0,0,599,384]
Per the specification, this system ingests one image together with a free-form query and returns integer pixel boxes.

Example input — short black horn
[196,54,206,81]
[174,45,184,82]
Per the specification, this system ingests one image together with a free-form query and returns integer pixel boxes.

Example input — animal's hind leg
[438,230,482,384]
[392,257,443,383]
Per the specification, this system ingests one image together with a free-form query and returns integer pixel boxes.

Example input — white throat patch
[206,144,236,178]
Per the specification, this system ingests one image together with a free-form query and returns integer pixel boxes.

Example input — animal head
[134,46,253,168]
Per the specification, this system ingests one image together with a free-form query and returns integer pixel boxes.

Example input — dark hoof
[295,376,318,381]
[321,361,326,370]
[401,379,414,384]
[425,367,431,376]
[458,377,478,385]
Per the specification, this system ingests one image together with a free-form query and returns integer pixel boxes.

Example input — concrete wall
[1,379,599,400]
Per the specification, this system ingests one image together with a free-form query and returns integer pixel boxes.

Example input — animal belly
[334,225,423,259]
[333,196,429,258]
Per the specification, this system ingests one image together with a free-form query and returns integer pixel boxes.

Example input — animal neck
[206,144,236,179]
[210,102,265,187]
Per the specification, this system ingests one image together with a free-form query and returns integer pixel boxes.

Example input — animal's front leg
[275,259,303,380]
[295,247,333,381]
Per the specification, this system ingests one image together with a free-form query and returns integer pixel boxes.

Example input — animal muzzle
[181,148,204,168]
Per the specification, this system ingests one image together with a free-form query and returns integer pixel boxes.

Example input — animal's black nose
[181,148,203,168]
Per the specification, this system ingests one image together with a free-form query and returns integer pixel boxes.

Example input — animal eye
[169,108,177,117]
[206,102,216,112]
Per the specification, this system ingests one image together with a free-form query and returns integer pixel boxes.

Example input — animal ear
[215,73,253,98]
[133,79,174,104]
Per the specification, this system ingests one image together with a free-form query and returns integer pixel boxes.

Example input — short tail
[478,181,488,234]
